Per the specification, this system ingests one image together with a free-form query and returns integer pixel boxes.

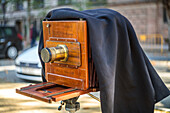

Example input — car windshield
[4,28,15,36]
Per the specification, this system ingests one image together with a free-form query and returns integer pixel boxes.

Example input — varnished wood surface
[43,21,89,90]
[16,21,99,104]
[16,82,96,103]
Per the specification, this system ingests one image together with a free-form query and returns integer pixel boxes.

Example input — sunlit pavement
[152,60,170,113]
[0,59,170,113]
[0,83,101,113]
[0,59,101,113]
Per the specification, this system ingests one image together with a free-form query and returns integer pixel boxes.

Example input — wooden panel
[47,73,84,89]
[52,22,78,38]
[16,82,97,103]
[49,37,77,42]
[43,21,89,90]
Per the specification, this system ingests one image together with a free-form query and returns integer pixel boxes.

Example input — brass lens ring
[41,44,68,63]
[56,45,68,62]
[41,48,52,63]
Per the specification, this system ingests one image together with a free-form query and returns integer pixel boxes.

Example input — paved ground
[0,58,101,113]
[152,60,170,112]
[0,58,170,113]
[0,83,101,113]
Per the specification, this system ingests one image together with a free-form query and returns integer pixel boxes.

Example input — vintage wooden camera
[16,20,98,104]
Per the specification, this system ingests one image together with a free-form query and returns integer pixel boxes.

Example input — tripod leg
[63,97,80,113]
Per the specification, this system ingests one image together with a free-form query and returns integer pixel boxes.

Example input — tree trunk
[168,18,170,51]
[162,0,170,51]
[1,0,7,25]
[26,0,31,47]
[165,7,170,51]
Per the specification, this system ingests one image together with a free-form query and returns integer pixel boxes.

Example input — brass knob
[41,45,68,63]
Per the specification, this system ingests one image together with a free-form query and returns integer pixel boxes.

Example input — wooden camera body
[16,20,98,103]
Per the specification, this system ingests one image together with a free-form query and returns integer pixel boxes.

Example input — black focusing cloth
[38,8,170,113]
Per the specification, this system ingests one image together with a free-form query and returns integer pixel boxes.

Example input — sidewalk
[150,58,170,113]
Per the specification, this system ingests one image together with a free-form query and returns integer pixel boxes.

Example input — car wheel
[7,46,18,59]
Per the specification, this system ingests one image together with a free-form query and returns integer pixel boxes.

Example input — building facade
[108,1,168,39]
[0,0,60,38]
[0,0,169,41]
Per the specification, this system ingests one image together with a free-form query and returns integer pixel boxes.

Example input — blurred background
[0,0,169,113]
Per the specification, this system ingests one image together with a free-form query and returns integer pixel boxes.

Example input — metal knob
[41,45,68,63]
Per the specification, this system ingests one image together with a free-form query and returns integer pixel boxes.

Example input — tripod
[58,93,100,113]
[58,97,80,113]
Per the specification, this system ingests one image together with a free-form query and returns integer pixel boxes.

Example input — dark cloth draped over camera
[38,8,170,113]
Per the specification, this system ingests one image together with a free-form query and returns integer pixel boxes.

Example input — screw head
[46,24,50,27]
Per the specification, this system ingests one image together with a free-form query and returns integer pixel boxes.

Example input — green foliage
[88,0,106,6]
[32,0,44,9]
[8,0,25,4]
[58,0,107,11]
[58,0,72,6]
[72,1,86,11]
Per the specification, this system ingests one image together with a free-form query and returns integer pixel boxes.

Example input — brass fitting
[41,45,68,63]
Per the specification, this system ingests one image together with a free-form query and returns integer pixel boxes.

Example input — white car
[15,45,42,82]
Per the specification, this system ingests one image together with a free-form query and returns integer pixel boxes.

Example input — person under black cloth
[38,8,170,113]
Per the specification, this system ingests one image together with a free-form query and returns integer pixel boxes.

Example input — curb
[150,60,170,68]
[154,108,170,113]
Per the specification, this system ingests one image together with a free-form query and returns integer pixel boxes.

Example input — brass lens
[41,48,51,63]
[41,45,68,63]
